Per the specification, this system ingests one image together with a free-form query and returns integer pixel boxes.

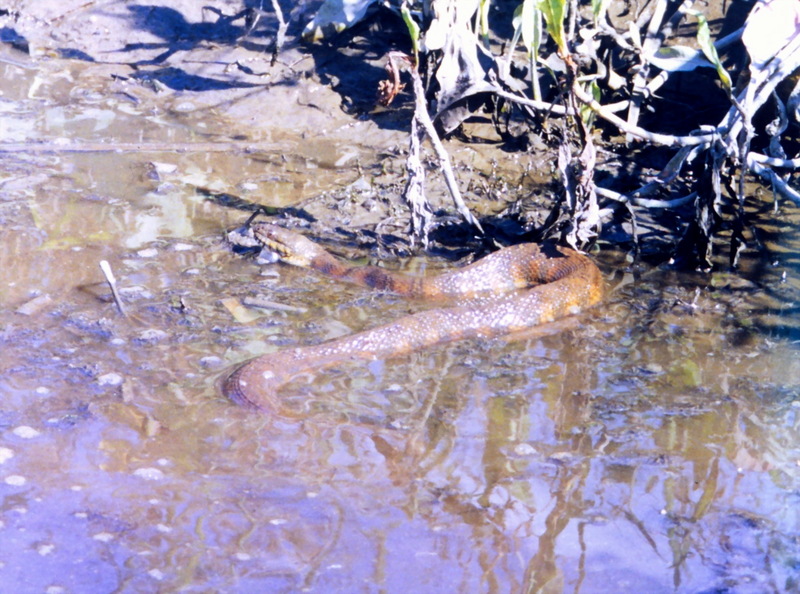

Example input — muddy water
[1,37,800,594]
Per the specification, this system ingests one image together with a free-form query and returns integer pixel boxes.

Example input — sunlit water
[1,43,799,594]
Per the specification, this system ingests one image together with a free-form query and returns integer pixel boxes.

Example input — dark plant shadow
[121,5,253,65]
[96,3,281,91]
[130,67,260,91]
[302,6,414,131]
[0,25,29,53]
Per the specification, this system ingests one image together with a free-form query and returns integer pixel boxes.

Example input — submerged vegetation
[304,0,800,268]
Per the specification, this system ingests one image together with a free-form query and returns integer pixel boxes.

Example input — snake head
[226,223,302,265]
[250,223,329,269]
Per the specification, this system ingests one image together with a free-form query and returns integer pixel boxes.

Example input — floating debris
[15,294,52,316]
[242,295,307,314]
[221,297,262,323]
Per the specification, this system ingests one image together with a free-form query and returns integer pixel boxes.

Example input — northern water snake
[223,223,604,414]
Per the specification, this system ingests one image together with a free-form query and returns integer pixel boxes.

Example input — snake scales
[224,223,603,414]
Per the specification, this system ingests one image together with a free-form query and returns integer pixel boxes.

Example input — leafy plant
[301,0,800,268]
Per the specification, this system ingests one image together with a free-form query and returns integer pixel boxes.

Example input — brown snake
[223,223,604,414]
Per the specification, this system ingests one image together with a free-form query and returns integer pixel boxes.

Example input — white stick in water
[99,260,127,317]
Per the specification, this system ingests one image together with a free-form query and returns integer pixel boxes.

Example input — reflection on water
[1,40,799,594]
[2,233,798,591]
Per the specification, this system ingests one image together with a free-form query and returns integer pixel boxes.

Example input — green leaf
[689,9,732,91]
[401,6,420,62]
[479,0,491,43]
[538,0,568,55]
[515,0,544,100]
[592,0,611,23]
[527,0,542,54]
[519,0,542,57]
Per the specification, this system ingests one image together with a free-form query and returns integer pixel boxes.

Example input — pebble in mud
[37,543,55,556]
[133,467,164,481]
[135,328,168,344]
[172,242,194,251]
[199,355,223,368]
[137,247,158,258]
[12,426,41,439]
[0,447,14,464]
[97,372,123,386]
[118,286,153,301]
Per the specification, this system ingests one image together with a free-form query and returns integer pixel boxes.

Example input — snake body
[223,223,604,414]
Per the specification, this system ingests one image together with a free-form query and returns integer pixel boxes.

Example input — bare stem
[408,66,484,234]
[99,260,127,317]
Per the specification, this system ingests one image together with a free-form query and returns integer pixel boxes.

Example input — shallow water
[2,7,800,593]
